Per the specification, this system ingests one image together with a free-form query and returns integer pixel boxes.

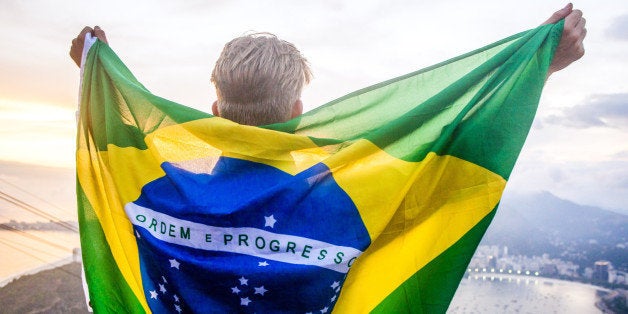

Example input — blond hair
[211,33,312,126]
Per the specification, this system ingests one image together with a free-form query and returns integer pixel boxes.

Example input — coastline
[462,272,612,293]
[0,253,78,288]
[0,229,80,282]
[450,272,612,313]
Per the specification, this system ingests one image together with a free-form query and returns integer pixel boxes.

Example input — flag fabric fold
[77,21,563,313]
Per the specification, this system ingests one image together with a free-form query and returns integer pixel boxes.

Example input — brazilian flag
[77,21,564,313]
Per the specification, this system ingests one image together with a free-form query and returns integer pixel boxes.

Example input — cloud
[607,14,628,40]
[548,167,564,183]
[544,93,628,128]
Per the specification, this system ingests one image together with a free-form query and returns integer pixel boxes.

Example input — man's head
[211,33,312,126]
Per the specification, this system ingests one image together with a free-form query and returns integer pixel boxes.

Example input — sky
[0,0,627,215]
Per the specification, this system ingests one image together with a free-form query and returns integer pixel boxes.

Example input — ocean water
[450,274,606,313]
[0,230,608,313]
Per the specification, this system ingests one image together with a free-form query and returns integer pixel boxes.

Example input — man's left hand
[544,3,587,76]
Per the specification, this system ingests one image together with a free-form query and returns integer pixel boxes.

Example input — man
[70,5,586,312]
[70,4,586,127]
[70,5,586,311]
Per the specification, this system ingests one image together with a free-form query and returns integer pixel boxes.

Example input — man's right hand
[70,26,108,67]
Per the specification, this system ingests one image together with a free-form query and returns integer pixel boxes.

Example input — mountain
[481,191,628,271]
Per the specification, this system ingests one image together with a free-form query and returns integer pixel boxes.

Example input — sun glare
[0,99,76,168]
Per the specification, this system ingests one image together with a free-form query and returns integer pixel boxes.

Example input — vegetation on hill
[0,262,87,313]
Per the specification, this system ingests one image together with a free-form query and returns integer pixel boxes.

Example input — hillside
[482,191,628,271]
[0,262,87,313]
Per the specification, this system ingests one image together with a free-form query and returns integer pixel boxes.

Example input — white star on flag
[173,294,180,303]
[240,297,251,306]
[239,276,248,286]
[161,276,168,283]
[169,258,180,269]
[331,294,337,302]
[149,290,158,299]
[135,230,141,238]
[258,261,269,267]
[159,283,167,294]
[264,215,277,228]
[330,281,340,289]
[254,286,268,296]
[231,286,241,294]
[174,304,182,313]
[321,306,329,313]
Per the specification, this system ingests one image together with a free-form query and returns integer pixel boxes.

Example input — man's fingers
[70,26,95,67]
[580,25,588,43]
[564,11,587,48]
[544,3,573,25]
[93,26,108,44]
[577,18,587,45]
[577,17,587,29]
[78,26,93,40]
[76,25,108,44]
[547,5,587,75]
[564,9,584,28]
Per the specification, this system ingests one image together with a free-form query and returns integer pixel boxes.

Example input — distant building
[615,272,626,285]
[541,263,558,276]
[488,256,497,269]
[490,245,499,258]
[593,260,611,283]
